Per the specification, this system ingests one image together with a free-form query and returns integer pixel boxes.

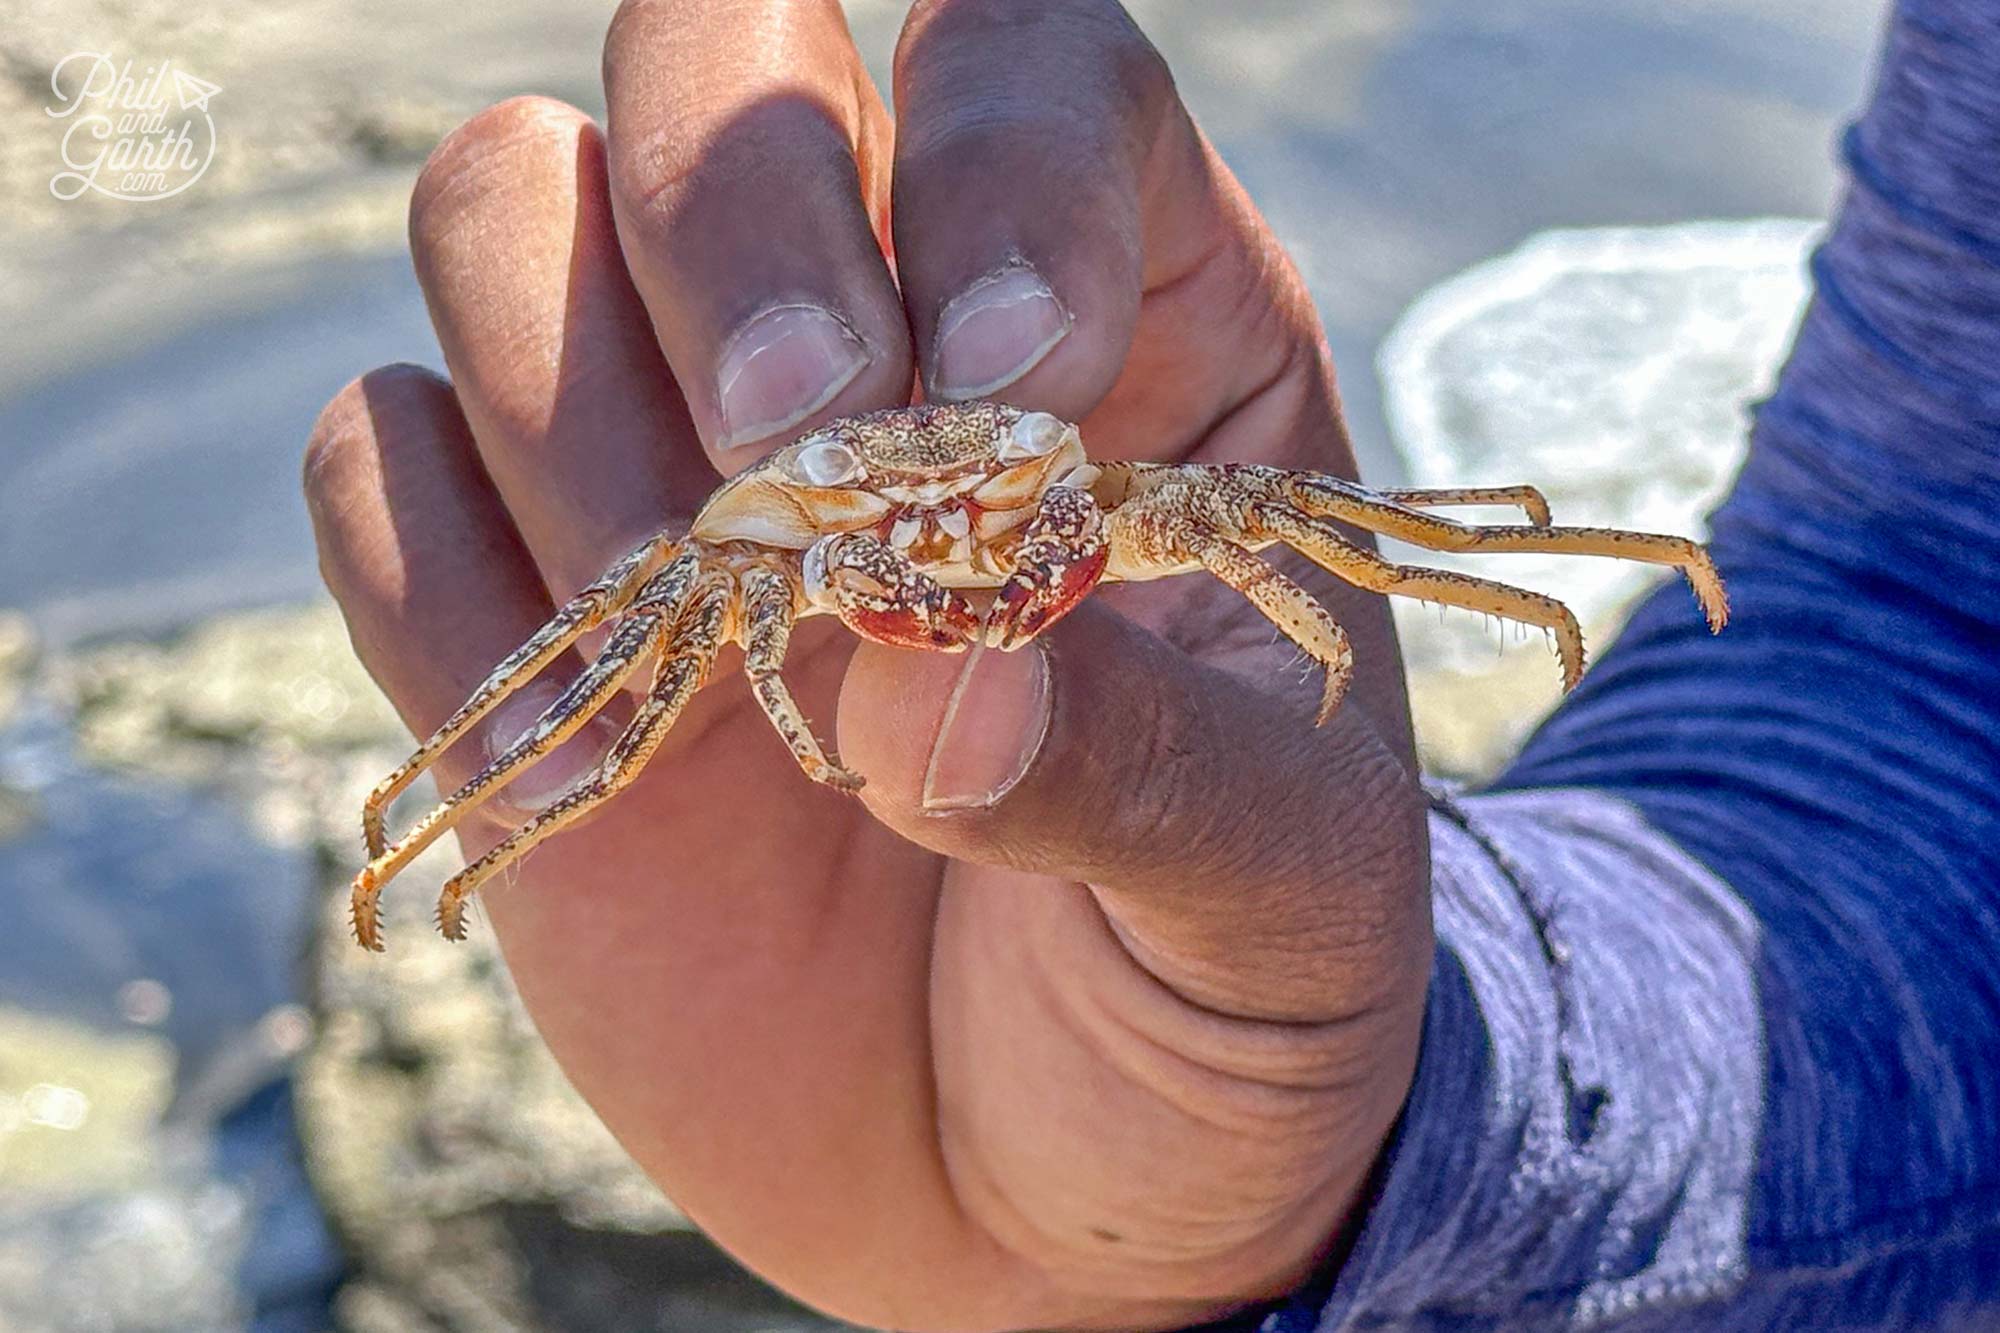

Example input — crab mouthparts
[881,502,976,563]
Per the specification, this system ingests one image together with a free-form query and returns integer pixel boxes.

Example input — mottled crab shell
[687,401,1087,559]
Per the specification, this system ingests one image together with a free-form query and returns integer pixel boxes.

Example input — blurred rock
[7,596,848,1328]
[1378,219,1818,779]
[299,843,854,1332]
[0,613,38,841]
[0,1008,254,1333]
[0,610,345,1330]
[0,1007,173,1195]
[340,98,463,166]
[57,603,406,860]
[0,1169,252,1333]
[63,602,403,775]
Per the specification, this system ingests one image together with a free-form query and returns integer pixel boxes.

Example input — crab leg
[435,626,721,942]
[739,562,863,791]
[349,608,668,948]
[1281,475,1728,633]
[1106,491,1352,723]
[985,484,1109,650]
[360,530,678,856]
[1370,485,1552,527]
[1251,504,1589,690]
[430,567,734,940]
[349,551,710,949]
[1102,486,1356,721]
[1190,536,1356,723]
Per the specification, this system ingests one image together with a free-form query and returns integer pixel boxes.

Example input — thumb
[837,603,1432,1023]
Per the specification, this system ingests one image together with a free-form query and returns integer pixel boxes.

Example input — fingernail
[922,639,1051,813]
[481,683,614,815]
[716,302,869,450]
[930,263,1071,401]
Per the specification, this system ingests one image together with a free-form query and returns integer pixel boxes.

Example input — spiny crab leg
[436,643,712,942]
[1249,504,1587,689]
[430,562,733,941]
[1103,490,1356,723]
[433,553,873,938]
[1279,473,1729,633]
[1189,535,1355,723]
[740,561,863,791]
[1370,484,1552,527]
[351,605,669,949]
[350,549,704,949]
[354,544,872,946]
[359,530,677,857]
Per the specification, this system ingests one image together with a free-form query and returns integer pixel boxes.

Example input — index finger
[602,0,912,469]
[889,0,1318,456]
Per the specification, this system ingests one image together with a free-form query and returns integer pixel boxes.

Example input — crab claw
[986,546,1109,650]
[806,534,982,650]
[984,485,1109,651]
[847,588,983,651]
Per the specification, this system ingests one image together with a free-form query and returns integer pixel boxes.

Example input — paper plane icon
[172,69,221,113]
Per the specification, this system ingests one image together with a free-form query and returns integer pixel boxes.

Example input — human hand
[304,2,1431,1328]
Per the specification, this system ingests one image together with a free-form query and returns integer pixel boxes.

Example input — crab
[349,399,1728,948]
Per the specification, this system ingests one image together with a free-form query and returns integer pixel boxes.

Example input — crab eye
[999,411,1067,462]
[789,437,863,487]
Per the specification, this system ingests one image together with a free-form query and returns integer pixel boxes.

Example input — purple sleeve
[1205,3,2000,1329]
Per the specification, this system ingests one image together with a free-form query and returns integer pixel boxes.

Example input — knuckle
[303,376,379,490]
[304,364,452,495]
[894,0,1178,175]
[601,0,656,58]
[601,0,676,96]
[604,0,857,218]
[901,0,1175,97]
[1066,1,1178,118]
[409,95,587,243]
[610,90,852,224]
